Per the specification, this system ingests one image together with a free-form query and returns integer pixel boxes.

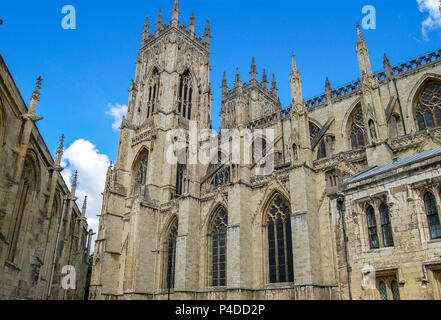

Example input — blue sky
[1,0,440,238]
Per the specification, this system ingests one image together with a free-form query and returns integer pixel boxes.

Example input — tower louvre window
[147,69,160,118]
[177,70,193,120]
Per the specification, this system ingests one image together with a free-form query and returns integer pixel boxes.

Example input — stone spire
[29,76,43,114]
[234,68,241,89]
[71,171,78,197]
[262,69,268,89]
[171,0,179,22]
[204,20,211,50]
[189,11,195,36]
[325,77,333,102]
[250,57,257,81]
[356,21,373,80]
[290,52,303,109]
[55,134,65,166]
[142,16,149,44]
[156,9,162,34]
[271,74,277,96]
[81,196,87,219]
[384,53,392,78]
[221,71,228,97]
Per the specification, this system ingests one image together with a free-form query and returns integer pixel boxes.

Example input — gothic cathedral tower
[90,0,212,299]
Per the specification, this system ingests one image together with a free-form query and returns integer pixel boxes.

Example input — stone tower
[90,0,212,298]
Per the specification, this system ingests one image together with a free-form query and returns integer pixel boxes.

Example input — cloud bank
[106,103,128,131]
[417,0,441,38]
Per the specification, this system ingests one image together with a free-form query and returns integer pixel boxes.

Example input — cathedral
[89,1,441,300]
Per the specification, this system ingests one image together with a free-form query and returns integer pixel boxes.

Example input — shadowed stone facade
[0,55,92,300]
[90,1,441,300]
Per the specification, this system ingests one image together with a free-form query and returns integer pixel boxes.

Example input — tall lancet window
[210,207,228,287]
[175,148,187,198]
[424,192,441,240]
[177,70,193,120]
[415,81,441,131]
[147,69,160,118]
[164,218,178,290]
[266,194,294,284]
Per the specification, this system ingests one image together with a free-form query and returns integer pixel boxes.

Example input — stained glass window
[266,194,294,283]
[165,219,178,290]
[210,208,228,287]
[367,206,379,249]
[380,203,394,247]
[350,107,366,150]
[210,167,231,189]
[415,82,441,130]
[424,192,441,239]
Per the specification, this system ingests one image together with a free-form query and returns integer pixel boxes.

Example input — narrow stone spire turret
[142,16,149,44]
[356,21,373,80]
[271,74,277,96]
[221,71,228,97]
[384,53,392,79]
[234,68,241,89]
[29,76,43,114]
[204,20,211,50]
[55,134,65,166]
[71,171,78,197]
[250,57,257,81]
[290,52,303,109]
[81,196,88,219]
[189,11,195,37]
[156,9,162,34]
[325,77,333,102]
[262,69,268,89]
[171,0,179,22]
[356,21,363,42]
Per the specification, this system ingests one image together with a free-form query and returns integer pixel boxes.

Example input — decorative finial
[384,53,392,78]
[81,196,88,217]
[156,9,162,33]
[172,0,180,21]
[32,76,43,101]
[356,21,363,41]
[221,71,228,97]
[189,11,195,35]
[250,57,257,81]
[291,52,298,74]
[271,74,278,95]
[234,68,241,88]
[325,77,332,92]
[142,16,149,42]
[262,69,268,88]
[204,20,211,49]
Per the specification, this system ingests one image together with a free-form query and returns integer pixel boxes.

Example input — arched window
[415,81,441,131]
[316,140,327,160]
[147,68,160,118]
[177,70,193,120]
[210,207,228,287]
[265,194,294,283]
[175,148,187,197]
[349,106,366,150]
[164,219,178,290]
[366,205,379,249]
[379,203,394,247]
[8,157,37,262]
[309,122,320,143]
[423,192,441,239]
[252,137,268,163]
[135,153,149,188]
[378,281,388,300]
[210,167,231,189]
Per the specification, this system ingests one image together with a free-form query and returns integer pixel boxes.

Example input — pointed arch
[262,191,294,284]
[177,69,194,120]
[161,216,178,290]
[147,67,161,118]
[345,103,367,150]
[207,205,228,287]
[131,147,149,193]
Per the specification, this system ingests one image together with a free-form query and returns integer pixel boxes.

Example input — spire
[156,9,162,33]
[325,77,333,102]
[71,170,78,196]
[142,16,149,43]
[189,11,195,36]
[204,20,211,49]
[291,52,299,75]
[356,21,363,42]
[29,76,43,114]
[81,196,88,218]
[250,57,257,81]
[271,74,278,96]
[172,0,179,21]
[262,69,268,88]
[221,71,228,97]
[234,68,241,89]
[290,52,303,109]
[384,53,392,78]
[55,134,65,165]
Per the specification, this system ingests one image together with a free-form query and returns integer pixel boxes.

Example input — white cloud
[417,0,441,38]
[106,103,128,131]
[61,139,111,253]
